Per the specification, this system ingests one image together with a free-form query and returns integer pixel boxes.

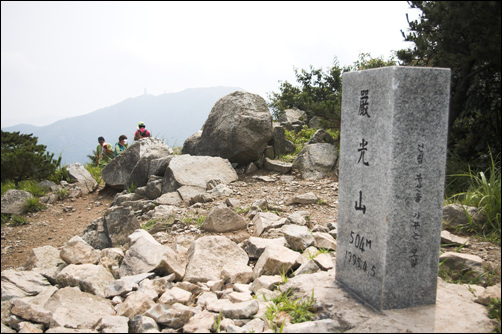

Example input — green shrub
[265,289,316,330]
[24,197,46,213]
[9,215,30,226]
[446,151,501,243]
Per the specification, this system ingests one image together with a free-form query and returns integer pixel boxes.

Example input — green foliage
[126,181,138,194]
[20,181,47,197]
[57,187,68,200]
[8,215,30,226]
[284,126,316,155]
[1,131,63,188]
[182,213,206,227]
[265,289,316,331]
[397,1,501,166]
[439,258,498,287]
[446,152,501,243]
[488,298,501,333]
[268,54,396,132]
[84,163,103,185]
[142,219,158,231]
[347,52,397,71]
[1,213,10,225]
[48,164,70,184]
[267,58,344,128]
[212,311,223,333]
[24,197,46,213]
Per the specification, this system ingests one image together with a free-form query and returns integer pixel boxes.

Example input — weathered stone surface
[162,155,238,193]
[292,143,338,180]
[336,66,451,310]
[184,236,249,283]
[44,286,115,329]
[200,207,248,233]
[103,206,140,247]
[60,235,101,265]
[66,163,98,194]
[1,189,33,215]
[442,203,487,228]
[102,137,172,190]
[253,244,302,279]
[281,224,315,251]
[55,263,115,297]
[1,270,51,301]
[182,91,273,164]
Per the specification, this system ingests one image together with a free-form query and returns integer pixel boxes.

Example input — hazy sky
[1,1,421,127]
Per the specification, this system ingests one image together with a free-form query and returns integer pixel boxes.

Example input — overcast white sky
[1,1,421,127]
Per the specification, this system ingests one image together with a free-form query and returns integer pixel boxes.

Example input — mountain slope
[2,86,245,165]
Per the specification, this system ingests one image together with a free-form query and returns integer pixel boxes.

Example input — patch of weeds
[182,213,207,227]
[24,197,46,213]
[438,259,497,287]
[126,181,138,194]
[265,288,316,331]
[487,298,501,333]
[142,219,158,231]
[193,215,206,227]
[57,187,68,200]
[317,247,331,255]
[84,163,103,185]
[235,206,251,215]
[1,213,11,225]
[317,198,327,205]
[280,266,290,284]
[212,311,223,333]
[23,181,47,197]
[303,249,317,260]
[9,215,30,226]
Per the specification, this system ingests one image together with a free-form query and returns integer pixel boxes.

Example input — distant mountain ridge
[2,87,246,165]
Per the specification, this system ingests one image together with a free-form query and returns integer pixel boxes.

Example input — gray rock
[182,91,273,164]
[1,189,33,215]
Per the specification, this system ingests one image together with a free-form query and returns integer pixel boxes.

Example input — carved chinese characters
[336,67,451,310]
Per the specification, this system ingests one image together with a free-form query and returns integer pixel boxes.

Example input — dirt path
[1,186,117,271]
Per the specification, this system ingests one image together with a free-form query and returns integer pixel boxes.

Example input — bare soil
[1,171,500,286]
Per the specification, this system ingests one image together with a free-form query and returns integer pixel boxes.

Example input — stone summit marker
[335,66,451,311]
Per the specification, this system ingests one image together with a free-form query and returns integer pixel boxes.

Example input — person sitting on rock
[134,122,151,141]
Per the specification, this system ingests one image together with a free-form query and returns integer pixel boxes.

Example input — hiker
[96,136,114,166]
[134,121,151,141]
[114,135,128,156]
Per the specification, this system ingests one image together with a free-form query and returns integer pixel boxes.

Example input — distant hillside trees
[1,131,61,188]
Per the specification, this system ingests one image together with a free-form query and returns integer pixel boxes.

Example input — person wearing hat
[134,121,151,141]
[114,135,128,156]
[96,136,114,166]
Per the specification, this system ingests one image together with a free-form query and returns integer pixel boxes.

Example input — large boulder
[292,143,339,180]
[279,108,307,132]
[162,155,238,193]
[182,91,273,165]
[66,163,98,194]
[101,137,172,190]
[1,189,33,215]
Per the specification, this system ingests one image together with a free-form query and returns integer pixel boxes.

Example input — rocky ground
[1,169,500,285]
